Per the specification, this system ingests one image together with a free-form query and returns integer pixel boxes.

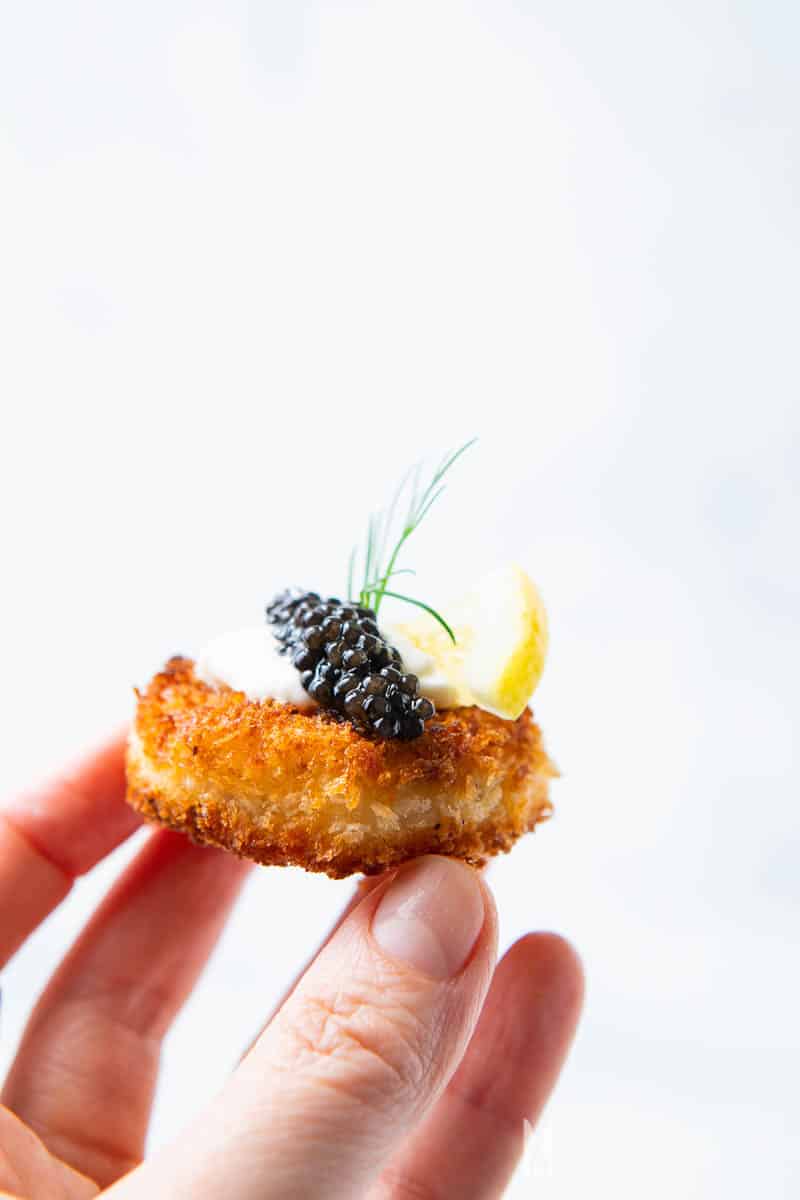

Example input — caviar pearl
[267,588,437,740]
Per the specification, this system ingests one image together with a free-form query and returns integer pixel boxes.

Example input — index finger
[0,730,140,967]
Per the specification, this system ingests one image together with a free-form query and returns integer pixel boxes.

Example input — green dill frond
[348,438,476,633]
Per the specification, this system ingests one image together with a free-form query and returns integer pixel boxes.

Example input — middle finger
[2,830,249,1190]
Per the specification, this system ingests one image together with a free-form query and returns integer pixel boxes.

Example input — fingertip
[503,931,585,1036]
[3,727,140,878]
[514,929,584,972]
[369,856,496,982]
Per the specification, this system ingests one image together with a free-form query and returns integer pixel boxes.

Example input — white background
[1,2,798,1196]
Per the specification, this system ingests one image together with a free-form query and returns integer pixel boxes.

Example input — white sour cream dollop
[195,627,316,708]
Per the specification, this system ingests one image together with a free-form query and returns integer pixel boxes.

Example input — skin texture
[127,657,555,877]
[0,734,583,1199]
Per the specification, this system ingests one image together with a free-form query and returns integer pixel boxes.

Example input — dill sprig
[349,438,477,643]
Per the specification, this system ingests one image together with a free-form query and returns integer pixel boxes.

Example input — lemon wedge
[385,564,548,720]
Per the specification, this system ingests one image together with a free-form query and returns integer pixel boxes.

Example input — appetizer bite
[126,444,555,877]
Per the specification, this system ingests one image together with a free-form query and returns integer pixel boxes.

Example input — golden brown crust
[126,657,555,878]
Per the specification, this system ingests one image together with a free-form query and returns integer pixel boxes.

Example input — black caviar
[267,589,436,740]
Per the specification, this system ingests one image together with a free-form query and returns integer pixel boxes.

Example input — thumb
[112,856,497,1200]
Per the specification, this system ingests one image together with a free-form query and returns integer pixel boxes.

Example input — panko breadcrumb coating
[126,657,555,878]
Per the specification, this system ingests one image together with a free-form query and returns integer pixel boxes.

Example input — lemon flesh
[386,565,548,720]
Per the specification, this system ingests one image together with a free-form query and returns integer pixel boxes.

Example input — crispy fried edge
[127,657,556,878]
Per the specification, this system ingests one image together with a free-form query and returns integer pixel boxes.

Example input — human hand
[0,735,582,1199]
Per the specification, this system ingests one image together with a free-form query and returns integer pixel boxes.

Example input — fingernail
[371,857,485,980]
